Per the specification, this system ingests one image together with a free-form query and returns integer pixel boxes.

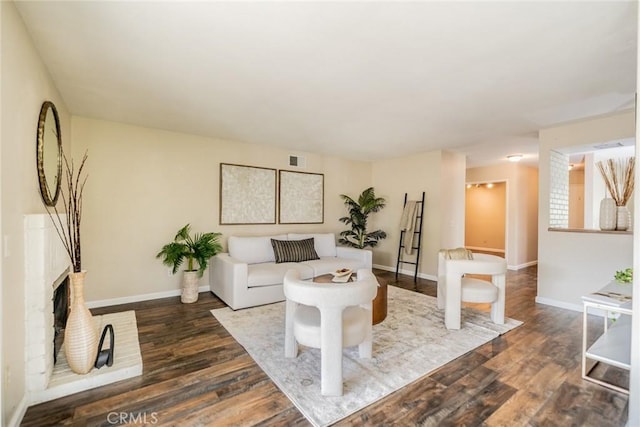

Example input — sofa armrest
[210,253,248,309]
[336,246,372,270]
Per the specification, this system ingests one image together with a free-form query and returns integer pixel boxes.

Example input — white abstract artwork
[220,164,276,224]
[279,170,324,224]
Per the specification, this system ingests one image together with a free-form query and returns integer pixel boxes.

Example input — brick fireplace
[24,214,70,396]
[24,214,143,405]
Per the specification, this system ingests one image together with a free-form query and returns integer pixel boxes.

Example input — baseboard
[87,285,210,309]
[507,260,538,271]
[88,263,539,309]
[535,296,582,313]
[7,394,28,427]
[372,264,437,282]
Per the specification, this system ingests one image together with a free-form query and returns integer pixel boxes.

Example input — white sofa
[209,233,372,310]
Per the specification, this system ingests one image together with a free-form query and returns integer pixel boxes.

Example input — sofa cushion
[247,262,314,288]
[271,238,320,263]
[288,233,337,257]
[301,257,367,277]
[228,235,287,265]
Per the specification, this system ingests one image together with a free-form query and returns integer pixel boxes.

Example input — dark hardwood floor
[22,266,629,426]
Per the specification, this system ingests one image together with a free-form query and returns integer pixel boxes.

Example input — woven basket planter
[181,271,200,303]
[64,271,99,374]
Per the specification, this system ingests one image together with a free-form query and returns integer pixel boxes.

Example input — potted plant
[338,187,387,249]
[597,157,635,231]
[614,268,633,284]
[157,224,222,303]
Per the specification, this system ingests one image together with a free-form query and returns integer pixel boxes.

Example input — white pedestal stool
[283,269,378,396]
[437,252,507,330]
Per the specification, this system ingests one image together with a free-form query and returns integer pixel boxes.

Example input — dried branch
[44,150,88,272]
[597,157,635,207]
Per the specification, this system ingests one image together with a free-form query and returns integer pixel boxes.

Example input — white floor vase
[64,271,99,374]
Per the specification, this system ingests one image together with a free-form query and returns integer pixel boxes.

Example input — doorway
[464,181,507,257]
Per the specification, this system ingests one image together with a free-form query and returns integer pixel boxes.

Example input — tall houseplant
[157,224,222,303]
[338,187,387,249]
[44,150,98,374]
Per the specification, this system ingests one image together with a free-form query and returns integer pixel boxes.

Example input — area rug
[33,310,143,404]
[211,286,521,427]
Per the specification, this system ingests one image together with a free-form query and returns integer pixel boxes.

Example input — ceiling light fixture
[507,154,523,162]
[486,183,494,188]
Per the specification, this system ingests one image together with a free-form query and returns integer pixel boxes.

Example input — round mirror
[37,101,62,206]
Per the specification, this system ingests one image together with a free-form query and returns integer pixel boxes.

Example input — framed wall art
[220,163,277,225]
[279,170,324,224]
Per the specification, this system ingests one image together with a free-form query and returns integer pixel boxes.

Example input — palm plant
[156,224,222,277]
[339,187,387,249]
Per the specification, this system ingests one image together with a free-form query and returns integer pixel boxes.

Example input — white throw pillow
[228,235,287,264]
[288,233,337,257]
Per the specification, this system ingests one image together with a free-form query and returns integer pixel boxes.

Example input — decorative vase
[599,198,617,231]
[181,271,200,303]
[64,271,99,374]
[616,205,631,231]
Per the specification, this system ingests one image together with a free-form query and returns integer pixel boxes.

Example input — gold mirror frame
[37,100,62,206]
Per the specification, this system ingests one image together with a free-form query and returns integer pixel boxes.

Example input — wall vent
[593,141,624,150]
[288,155,306,168]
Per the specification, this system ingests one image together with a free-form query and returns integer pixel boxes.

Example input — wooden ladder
[395,192,425,282]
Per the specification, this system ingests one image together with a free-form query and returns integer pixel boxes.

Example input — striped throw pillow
[271,238,320,263]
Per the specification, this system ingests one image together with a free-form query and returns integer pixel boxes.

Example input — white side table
[581,280,632,394]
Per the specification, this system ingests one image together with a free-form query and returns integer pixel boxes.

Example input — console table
[581,280,632,394]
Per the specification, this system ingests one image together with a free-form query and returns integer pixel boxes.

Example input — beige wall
[71,117,372,302]
[519,165,539,266]
[538,110,635,310]
[371,150,466,279]
[568,169,584,228]
[75,118,469,297]
[439,150,467,249]
[465,182,506,251]
[1,2,71,424]
[466,164,538,268]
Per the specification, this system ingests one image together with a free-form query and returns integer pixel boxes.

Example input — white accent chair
[437,252,507,330]
[283,269,378,396]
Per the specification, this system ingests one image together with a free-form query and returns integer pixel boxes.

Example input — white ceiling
[15,1,637,167]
